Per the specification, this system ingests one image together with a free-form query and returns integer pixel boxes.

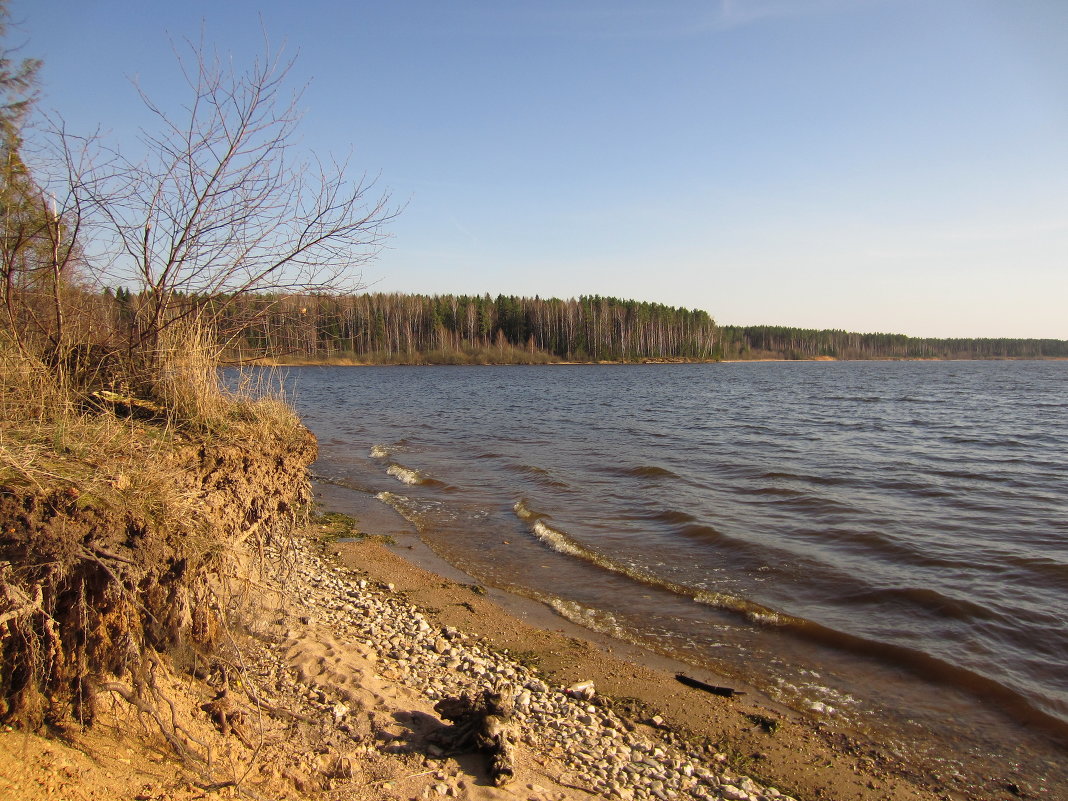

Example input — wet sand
[316,482,987,801]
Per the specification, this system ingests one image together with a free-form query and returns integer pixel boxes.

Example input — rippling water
[282,361,1068,786]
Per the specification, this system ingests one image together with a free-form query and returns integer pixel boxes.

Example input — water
[282,361,1068,789]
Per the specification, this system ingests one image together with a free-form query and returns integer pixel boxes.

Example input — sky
[9,0,1068,338]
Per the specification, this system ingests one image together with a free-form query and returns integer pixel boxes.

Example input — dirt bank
[0,433,1026,801]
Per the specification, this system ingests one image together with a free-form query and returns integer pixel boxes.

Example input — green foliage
[310,508,360,541]
[745,713,780,734]
[0,2,41,141]
[309,507,396,544]
[717,325,1068,361]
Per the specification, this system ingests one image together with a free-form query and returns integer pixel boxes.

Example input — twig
[675,673,744,698]
[0,583,43,627]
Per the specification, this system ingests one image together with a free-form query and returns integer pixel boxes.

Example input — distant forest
[107,289,1068,363]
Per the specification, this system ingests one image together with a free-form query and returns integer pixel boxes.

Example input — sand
[0,502,1009,801]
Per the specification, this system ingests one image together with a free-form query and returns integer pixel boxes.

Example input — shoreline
[242,356,1068,367]
[327,536,944,801]
[0,489,1034,801]
[312,481,1066,801]
[311,483,1001,801]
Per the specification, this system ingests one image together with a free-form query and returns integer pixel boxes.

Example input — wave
[504,463,570,489]
[693,591,801,627]
[531,520,586,558]
[375,490,429,525]
[779,614,1068,740]
[514,500,588,558]
[759,470,849,487]
[309,472,376,494]
[749,486,806,498]
[387,463,425,485]
[369,444,390,459]
[839,586,1003,624]
[512,498,540,522]
[509,499,1068,734]
[646,508,698,525]
[513,499,793,627]
[544,597,637,644]
[601,464,682,480]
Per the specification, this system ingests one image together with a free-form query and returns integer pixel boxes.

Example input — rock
[739,777,762,794]
[567,680,596,699]
[331,702,350,721]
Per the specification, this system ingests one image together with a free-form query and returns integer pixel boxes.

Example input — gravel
[265,536,796,801]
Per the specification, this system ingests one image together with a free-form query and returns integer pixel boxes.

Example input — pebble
[265,536,786,801]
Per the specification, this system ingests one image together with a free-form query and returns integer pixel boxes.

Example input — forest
[100,290,1068,364]
[716,325,1068,361]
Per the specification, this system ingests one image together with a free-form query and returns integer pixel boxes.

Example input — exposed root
[0,425,316,796]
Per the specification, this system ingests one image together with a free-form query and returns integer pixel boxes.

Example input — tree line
[716,325,1068,361]
[213,292,719,363]
[92,289,1068,364]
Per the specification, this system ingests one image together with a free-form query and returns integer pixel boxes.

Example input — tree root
[431,685,517,787]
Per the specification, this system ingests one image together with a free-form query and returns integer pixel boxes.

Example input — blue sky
[11,0,1068,338]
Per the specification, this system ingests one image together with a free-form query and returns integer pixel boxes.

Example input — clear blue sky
[11,0,1068,338]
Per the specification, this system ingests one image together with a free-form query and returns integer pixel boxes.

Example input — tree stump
[431,685,517,786]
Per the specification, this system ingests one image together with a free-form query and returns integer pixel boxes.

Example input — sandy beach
[0,495,990,801]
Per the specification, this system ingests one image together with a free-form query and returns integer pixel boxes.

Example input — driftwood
[431,686,517,786]
[675,673,744,698]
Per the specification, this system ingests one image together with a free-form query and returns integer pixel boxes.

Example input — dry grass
[150,320,303,438]
[0,323,301,514]
[0,320,315,740]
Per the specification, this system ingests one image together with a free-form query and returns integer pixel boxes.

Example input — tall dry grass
[150,318,302,438]
[0,320,315,738]
[0,318,302,514]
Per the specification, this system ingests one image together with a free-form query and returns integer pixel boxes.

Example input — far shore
[237,354,1066,367]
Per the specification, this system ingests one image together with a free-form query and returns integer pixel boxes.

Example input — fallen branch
[675,673,744,698]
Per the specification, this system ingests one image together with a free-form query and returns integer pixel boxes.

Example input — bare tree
[61,35,395,361]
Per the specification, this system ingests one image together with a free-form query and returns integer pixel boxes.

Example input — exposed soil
[0,431,1036,801]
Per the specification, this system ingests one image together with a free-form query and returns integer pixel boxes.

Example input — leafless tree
[57,34,395,359]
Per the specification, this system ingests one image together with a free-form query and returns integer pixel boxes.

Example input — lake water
[283,361,1068,791]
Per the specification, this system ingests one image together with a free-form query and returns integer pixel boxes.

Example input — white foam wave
[375,490,423,525]
[387,464,423,485]
[746,611,789,626]
[517,506,792,631]
[547,598,634,643]
[531,520,585,558]
[513,499,535,521]
[694,590,789,627]
[369,444,390,459]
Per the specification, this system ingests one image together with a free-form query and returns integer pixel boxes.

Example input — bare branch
[45,32,394,358]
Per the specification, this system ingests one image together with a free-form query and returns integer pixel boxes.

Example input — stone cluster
[267,536,797,801]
